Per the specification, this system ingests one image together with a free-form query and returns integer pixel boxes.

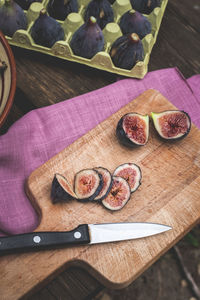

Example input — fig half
[116,112,149,147]
[151,110,191,140]
[51,173,77,203]
[113,163,142,193]
[74,169,103,201]
[93,167,112,201]
[102,176,131,211]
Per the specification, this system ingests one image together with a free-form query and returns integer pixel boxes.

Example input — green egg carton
[1,0,168,78]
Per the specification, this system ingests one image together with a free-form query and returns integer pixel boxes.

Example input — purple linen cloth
[0,67,200,235]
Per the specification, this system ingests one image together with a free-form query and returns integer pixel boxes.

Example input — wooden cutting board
[1,89,200,300]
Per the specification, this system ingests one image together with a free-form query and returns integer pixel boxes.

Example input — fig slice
[102,176,131,211]
[151,110,191,140]
[113,163,142,193]
[51,173,77,203]
[116,112,149,147]
[74,169,103,201]
[93,167,113,201]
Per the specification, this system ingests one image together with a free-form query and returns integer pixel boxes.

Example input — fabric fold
[0,67,200,235]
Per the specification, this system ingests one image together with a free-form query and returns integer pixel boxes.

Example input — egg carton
[2,0,168,79]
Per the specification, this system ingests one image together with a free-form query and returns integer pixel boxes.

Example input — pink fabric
[0,67,200,235]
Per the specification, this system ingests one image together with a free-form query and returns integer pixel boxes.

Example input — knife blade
[0,222,172,255]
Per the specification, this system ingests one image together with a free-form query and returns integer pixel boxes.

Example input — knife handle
[0,224,90,255]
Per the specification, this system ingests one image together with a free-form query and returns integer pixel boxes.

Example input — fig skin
[70,16,104,59]
[102,176,131,211]
[48,0,78,21]
[0,0,27,37]
[93,167,113,201]
[110,33,144,70]
[74,169,103,202]
[113,163,142,193]
[130,0,161,15]
[84,0,114,29]
[116,112,149,147]
[31,9,65,48]
[119,9,152,39]
[51,173,77,203]
[151,110,191,141]
[14,0,42,10]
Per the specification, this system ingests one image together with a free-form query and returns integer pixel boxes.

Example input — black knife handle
[0,224,90,255]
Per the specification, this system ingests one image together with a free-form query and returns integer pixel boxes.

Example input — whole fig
[110,33,144,70]
[119,9,152,39]
[47,0,78,21]
[14,0,42,10]
[84,0,114,29]
[31,9,65,48]
[130,0,161,14]
[0,0,27,37]
[70,16,104,59]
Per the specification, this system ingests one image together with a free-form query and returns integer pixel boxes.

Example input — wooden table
[0,0,200,299]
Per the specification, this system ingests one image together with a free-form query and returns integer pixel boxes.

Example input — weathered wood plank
[2,90,200,300]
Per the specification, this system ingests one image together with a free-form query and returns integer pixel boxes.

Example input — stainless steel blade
[88,222,172,244]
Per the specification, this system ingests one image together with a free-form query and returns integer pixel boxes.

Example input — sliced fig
[51,173,77,203]
[113,163,142,193]
[93,167,112,201]
[102,176,131,211]
[74,169,103,201]
[116,112,149,147]
[151,110,191,140]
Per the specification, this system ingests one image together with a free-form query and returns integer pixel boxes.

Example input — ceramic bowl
[0,31,16,129]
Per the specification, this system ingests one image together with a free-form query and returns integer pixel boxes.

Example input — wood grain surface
[0,1,200,299]
[1,89,200,300]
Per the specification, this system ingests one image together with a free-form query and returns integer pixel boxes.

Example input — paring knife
[0,222,172,255]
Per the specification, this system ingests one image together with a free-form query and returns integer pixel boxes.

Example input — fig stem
[130,33,140,43]
[89,16,97,25]
[40,8,47,16]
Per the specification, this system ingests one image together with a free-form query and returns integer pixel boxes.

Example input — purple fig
[84,0,114,29]
[31,9,65,48]
[70,16,104,59]
[110,33,144,70]
[0,0,27,37]
[14,0,42,10]
[47,0,78,21]
[119,9,152,39]
[130,0,161,14]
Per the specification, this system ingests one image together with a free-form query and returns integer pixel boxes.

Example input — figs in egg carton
[0,0,168,78]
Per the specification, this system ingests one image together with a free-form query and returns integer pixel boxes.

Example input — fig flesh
[93,167,112,201]
[119,9,152,39]
[110,33,144,70]
[130,0,161,14]
[102,176,131,211]
[70,16,104,59]
[51,173,77,203]
[0,0,27,37]
[74,169,103,201]
[84,0,114,29]
[151,110,191,140]
[31,9,65,48]
[116,112,149,147]
[113,163,142,193]
[14,0,42,10]
[48,0,78,21]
